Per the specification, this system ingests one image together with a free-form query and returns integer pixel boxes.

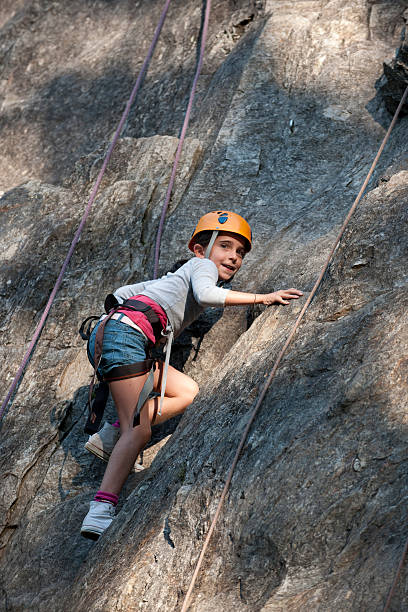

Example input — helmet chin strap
[205,230,218,258]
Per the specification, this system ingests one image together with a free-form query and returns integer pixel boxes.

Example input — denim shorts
[87,317,149,378]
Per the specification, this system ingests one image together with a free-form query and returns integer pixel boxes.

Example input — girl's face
[193,232,247,281]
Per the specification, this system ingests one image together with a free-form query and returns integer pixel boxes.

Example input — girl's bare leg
[99,374,151,495]
[148,362,199,424]
[99,364,199,496]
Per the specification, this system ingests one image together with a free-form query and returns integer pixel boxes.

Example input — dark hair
[192,230,213,248]
[192,230,249,253]
[167,259,188,273]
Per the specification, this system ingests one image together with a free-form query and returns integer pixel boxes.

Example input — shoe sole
[85,440,145,472]
[80,528,101,541]
[84,440,110,462]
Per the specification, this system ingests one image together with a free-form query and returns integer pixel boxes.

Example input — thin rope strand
[0,0,172,423]
[383,535,408,611]
[180,84,408,612]
[153,0,212,279]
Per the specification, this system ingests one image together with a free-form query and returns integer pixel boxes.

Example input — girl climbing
[81,210,303,539]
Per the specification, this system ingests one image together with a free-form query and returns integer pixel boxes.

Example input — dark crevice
[163,517,175,548]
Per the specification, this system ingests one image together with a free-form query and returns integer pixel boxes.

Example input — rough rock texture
[379,9,408,113]
[0,1,408,611]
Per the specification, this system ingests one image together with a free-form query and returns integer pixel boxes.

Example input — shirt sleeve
[114,279,158,302]
[190,258,229,307]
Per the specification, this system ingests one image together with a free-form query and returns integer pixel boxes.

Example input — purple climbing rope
[153,0,212,279]
[0,0,172,423]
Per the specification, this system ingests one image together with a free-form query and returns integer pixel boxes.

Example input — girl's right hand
[261,289,303,305]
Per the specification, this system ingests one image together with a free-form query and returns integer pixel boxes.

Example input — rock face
[379,9,408,113]
[0,1,408,611]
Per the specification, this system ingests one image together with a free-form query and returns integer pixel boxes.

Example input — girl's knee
[192,379,199,399]
[184,379,199,403]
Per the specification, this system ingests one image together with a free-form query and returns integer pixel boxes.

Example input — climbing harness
[0,0,172,423]
[180,84,408,612]
[80,295,165,433]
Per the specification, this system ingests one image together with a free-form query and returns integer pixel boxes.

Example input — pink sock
[94,490,118,506]
[112,420,120,428]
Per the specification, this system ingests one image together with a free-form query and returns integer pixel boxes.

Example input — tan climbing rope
[181,84,408,612]
[383,527,408,611]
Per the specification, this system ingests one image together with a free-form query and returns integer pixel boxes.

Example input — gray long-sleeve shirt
[114,257,229,338]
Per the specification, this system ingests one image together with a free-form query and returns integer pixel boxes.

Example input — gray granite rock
[0,1,408,611]
[379,9,408,114]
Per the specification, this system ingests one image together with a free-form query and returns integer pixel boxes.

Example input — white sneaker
[80,500,115,540]
[85,422,145,472]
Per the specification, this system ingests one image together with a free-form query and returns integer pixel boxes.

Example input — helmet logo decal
[217,212,228,224]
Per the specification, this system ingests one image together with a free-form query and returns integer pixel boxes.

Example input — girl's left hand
[264,288,303,305]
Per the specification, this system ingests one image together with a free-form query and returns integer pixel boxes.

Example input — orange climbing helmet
[188,210,252,252]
